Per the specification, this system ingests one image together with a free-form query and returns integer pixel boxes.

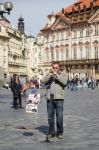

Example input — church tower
[18,16,25,34]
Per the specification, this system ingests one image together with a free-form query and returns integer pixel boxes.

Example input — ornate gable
[51,17,70,30]
[88,9,99,23]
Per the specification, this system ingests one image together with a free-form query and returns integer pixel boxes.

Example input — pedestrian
[12,76,24,109]
[10,74,16,107]
[22,83,27,97]
[43,62,67,139]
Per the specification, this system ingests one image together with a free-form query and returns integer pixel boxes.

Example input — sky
[3,0,75,36]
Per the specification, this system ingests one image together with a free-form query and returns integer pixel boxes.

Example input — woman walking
[12,76,23,109]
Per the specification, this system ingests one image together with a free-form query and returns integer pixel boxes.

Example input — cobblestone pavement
[0,87,99,150]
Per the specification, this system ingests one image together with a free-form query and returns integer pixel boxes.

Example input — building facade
[0,18,27,80]
[26,35,36,79]
[39,0,99,79]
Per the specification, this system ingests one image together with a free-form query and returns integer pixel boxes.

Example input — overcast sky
[3,0,75,36]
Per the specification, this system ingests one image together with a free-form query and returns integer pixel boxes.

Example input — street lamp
[0,1,13,19]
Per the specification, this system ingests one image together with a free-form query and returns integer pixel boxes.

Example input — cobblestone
[0,88,99,150]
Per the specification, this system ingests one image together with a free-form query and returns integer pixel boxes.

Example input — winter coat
[12,81,22,97]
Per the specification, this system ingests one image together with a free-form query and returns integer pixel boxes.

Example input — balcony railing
[55,59,99,66]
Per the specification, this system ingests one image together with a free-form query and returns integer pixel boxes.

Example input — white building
[26,35,44,79]
[0,17,27,80]
[26,35,36,79]
[38,0,99,79]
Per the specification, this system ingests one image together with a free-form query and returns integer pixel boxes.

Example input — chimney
[78,4,80,12]
[90,2,93,9]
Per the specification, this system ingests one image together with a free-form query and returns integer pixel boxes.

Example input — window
[61,31,64,40]
[56,50,59,60]
[51,50,54,61]
[3,48,6,52]
[61,49,63,60]
[0,26,1,32]
[64,31,66,39]
[74,30,77,38]
[94,46,98,59]
[95,24,99,35]
[55,32,59,41]
[3,61,6,65]
[86,47,89,59]
[73,48,77,59]
[66,48,68,59]
[45,47,49,62]
[86,27,90,37]
[45,35,49,43]
[80,29,83,37]
[46,49,49,62]
[65,31,69,39]
[80,48,83,59]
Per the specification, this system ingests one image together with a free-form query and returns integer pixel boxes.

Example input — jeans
[47,99,63,135]
[13,95,22,108]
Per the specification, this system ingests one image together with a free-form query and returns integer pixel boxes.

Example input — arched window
[85,42,90,59]
[65,44,69,60]
[86,27,90,37]
[50,46,54,61]
[55,45,59,61]
[95,23,99,35]
[56,50,59,61]
[74,30,77,38]
[80,48,83,59]
[55,32,59,41]
[94,46,98,59]
[73,48,77,59]
[60,44,64,60]
[66,48,68,59]
[80,29,83,38]
[72,43,77,59]
[78,42,83,59]
[93,41,98,59]
[45,47,49,62]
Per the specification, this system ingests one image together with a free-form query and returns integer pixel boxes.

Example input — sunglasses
[53,67,58,69]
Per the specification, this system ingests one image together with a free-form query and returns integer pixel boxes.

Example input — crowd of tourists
[66,75,98,91]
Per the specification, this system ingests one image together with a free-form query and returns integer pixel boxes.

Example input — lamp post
[0,1,13,19]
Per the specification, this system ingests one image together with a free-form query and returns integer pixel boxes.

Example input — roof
[41,0,99,32]
[27,35,35,38]
[56,0,99,15]
[41,15,71,31]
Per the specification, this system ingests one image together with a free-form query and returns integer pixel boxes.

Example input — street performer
[43,62,67,139]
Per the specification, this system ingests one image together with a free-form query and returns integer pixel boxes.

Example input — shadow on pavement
[23,131,33,136]
[35,125,48,135]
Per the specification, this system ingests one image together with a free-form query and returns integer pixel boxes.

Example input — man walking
[43,62,67,139]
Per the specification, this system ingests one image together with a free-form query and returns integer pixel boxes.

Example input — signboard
[26,104,38,113]
[26,93,40,113]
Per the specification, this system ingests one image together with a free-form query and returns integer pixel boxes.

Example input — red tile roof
[41,0,99,32]
[57,0,99,15]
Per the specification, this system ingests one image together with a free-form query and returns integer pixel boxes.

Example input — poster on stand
[26,93,40,113]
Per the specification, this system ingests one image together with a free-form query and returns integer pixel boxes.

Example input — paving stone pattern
[0,88,99,150]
